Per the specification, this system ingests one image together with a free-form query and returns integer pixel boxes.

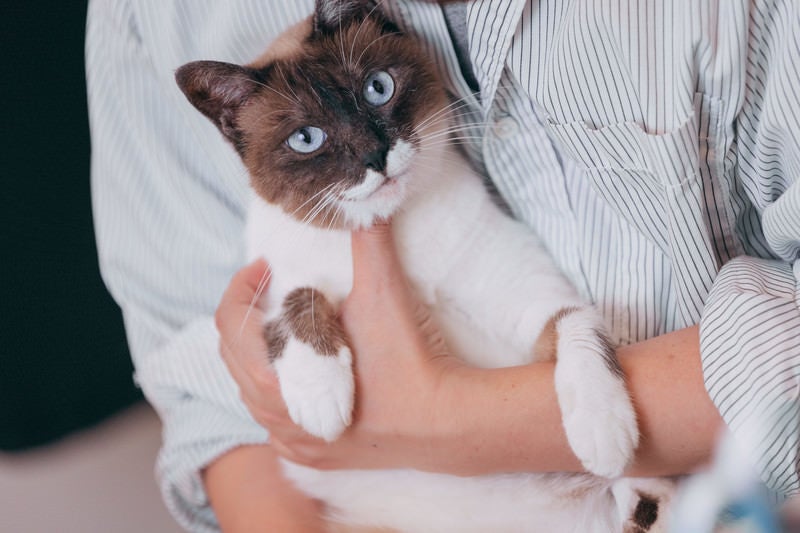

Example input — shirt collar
[466,0,527,113]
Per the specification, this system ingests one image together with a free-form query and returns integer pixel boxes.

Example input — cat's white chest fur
[245,199,353,312]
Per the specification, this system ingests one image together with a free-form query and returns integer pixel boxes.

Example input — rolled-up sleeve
[136,319,268,532]
[700,1,800,497]
[86,0,269,529]
[701,254,800,495]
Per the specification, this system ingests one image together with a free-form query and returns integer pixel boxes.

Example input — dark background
[1,2,142,450]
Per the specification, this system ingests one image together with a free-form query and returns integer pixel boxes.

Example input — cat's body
[176,1,674,531]
[247,139,672,533]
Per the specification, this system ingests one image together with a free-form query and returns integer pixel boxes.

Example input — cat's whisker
[414,113,492,136]
[415,124,486,145]
[300,191,332,226]
[303,186,342,227]
[420,118,494,131]
[277,64,301,105]
[228,266,273,353]
[241,76,299,106]
[326,199,346,232]
[414,81,526,133]
[314,192,337,229]
[414,99,475,132]
[415,123,488,141]
[308,76,324,107]
[419,137,487,149]
[348,0,389,68]
[324,202,346,230]
[337,5,349,72]
[416,128,481,145]
[302,199,330,227]
[413,93,487,129]
[311,283,316,336]
[288,183,339,221]
[419,125,490,139]
[354,32,395,69]
[419,138,485,149]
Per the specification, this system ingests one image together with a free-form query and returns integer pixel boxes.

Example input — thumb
[350,222,406,293]
[348,224,446,360]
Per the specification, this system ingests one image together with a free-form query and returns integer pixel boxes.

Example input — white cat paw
[554,310,638,478]
[560,384,638,478]
[273,338,354,442]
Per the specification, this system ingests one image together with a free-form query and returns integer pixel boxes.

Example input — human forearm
[204,445,326,533]
[438,325,722,477]
[619,325,721,476]
[218,230,723,479]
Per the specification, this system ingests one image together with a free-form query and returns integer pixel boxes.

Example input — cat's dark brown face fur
[176,0,448,229]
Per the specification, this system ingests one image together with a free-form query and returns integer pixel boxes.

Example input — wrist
[204,445,326,532]
[427,363,507,476]
[431,361,582,477]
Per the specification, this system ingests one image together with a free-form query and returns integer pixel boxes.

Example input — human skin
[203,444,327,532]
[207,224,724,527]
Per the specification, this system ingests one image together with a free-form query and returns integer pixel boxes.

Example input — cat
[176,1,674,531]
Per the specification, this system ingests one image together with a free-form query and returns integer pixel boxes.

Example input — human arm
[86,0,318,529]
[217,224,723,478]
[203,445,326,533]
[433,323,720,478]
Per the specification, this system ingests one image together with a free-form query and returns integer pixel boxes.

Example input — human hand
[215,223,465,472]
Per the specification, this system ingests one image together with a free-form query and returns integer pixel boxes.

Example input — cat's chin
[334,175,410,230]
[287,187,405,231]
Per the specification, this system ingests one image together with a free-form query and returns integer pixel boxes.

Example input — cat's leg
[418,198,638,476]
[265,287,354,442]
[545,307,639,478]
[610,477,676,533]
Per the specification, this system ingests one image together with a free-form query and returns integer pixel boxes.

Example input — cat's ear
[313,0,380,34]
[175,60,260,151]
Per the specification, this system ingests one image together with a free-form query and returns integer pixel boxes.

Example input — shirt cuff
[157,399,267,533]
[701,255,800,496]
[134,318,268,531]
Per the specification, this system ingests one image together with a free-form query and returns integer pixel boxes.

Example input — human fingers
[349,222,411,300]
[346,223,423,337]
[215,259,291,423]
[215,258,271,355]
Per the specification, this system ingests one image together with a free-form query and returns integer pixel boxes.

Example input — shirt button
[493,116,519,139]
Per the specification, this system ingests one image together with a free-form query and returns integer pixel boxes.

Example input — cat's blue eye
[286,126,327,154]
[363,71,395,106]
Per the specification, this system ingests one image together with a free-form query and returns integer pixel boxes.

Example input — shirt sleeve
[86,1,267,530]
[700,0,800,497]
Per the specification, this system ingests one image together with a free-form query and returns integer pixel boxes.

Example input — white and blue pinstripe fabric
[86,1,800,530]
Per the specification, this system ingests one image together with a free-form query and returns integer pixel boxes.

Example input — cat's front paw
[559,379,638,478]
[554,308,638,478]
[273,339,354,442]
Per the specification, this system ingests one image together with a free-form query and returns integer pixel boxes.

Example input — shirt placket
[467,0,593,300]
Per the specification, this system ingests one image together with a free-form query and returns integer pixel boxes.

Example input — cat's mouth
[339,171,405,203]
[340,140,416,203]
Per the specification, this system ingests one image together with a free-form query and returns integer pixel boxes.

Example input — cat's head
[176,0,448,229]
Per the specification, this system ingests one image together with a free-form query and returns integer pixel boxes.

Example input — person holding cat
[87,0,800,531]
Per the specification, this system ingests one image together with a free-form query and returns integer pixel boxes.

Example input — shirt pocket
[543,93,720,254]
[543,93,727,323]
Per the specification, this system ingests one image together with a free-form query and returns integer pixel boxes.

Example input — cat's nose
[363,149,387,172]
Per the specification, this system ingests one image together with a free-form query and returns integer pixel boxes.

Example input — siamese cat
[176,1,673,531]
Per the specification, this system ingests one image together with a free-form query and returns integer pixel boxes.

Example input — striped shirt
[86,0,800,530]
